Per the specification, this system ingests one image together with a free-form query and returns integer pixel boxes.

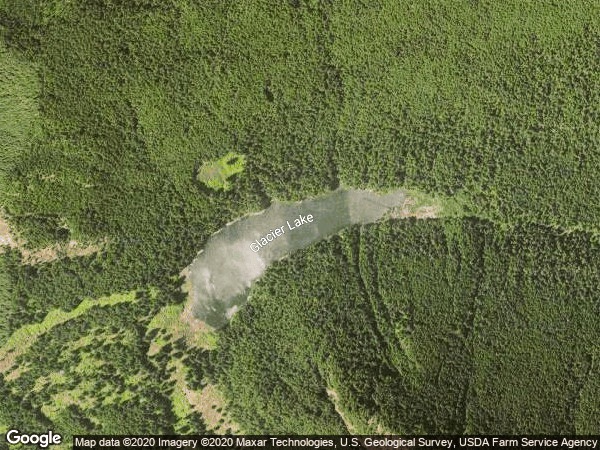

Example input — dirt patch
[391,197,440,220]
[147,341,162,357]
[22,241,104,264]
[326,388,357,433]
[22,240,105,265]
[0,216,17,248]
[411,205,439,218]
[0,212,105,264]
[0,349,21,374]
[181,308,218,349]
[181,304,212,337]
[4,364,27,381]
[367,416,394,434]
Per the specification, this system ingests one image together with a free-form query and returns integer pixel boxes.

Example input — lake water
[186,189,405,328]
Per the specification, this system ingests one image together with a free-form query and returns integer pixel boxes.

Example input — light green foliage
[198,153,246,191]
[147,303,218,351]
[147,304,182,331]
[0,286,203,441]
[401,188,466,218]
[0,291,136,365]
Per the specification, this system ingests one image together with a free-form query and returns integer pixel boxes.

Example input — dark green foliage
[1,0,599,437]
[0,252,17,343]
[0,247,189,340]
[2,286,185,439]
[330,1,600,229]
[186,348,213,390]
[2,0,338,248]
[0,1,598,248]
[0,40,39,179]
[216,219,600,434]
[0,376,53,431]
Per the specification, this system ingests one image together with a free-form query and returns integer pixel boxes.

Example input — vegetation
[0,283,208,441]
[215,218,600,434]
[331,1,600,232]
[0,41,40,197]
[0,291,137,374]
[0,0,598,437]
[198,152,246,191]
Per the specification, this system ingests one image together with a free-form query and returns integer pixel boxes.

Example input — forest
[0,0,599,438]
[215,219,600,434]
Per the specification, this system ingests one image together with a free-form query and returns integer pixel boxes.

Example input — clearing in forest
[0,291,137,374]
[0,213,106,264]
[197,152,246,191]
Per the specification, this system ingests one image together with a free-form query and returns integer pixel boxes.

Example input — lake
[186,188,405,328]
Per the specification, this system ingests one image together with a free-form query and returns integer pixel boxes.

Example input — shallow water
[187,189,405,328]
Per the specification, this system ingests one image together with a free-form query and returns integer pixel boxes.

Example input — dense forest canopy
[216,218,600,434]
[1,0,599,246]
[0,0,598,437]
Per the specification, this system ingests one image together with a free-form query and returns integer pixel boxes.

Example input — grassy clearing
[147,304,235,433]
[99,386,135,407]
[73,353,104,376]
[197,152,246,191]
[0,291,136,373]
[147,304,182,330]
[194,384,240,434]
[33,370,67,393]
[63,333,97,352]
[389,189,465,220]
[147,303,218,355]
[41,383,93,422]
[36,349,137,429]
[169,359,198,433]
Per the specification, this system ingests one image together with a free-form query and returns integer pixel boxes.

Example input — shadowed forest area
[0,0,598,436]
